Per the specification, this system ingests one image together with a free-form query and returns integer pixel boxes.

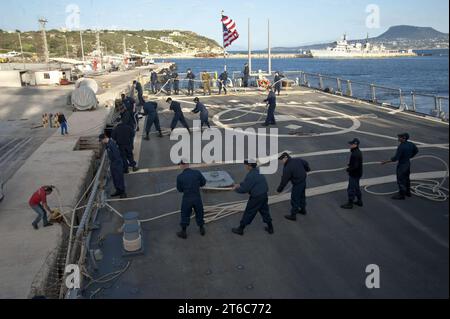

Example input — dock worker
[243,63,250,87]
[141,101,163,140]
[172,71,180,95]
[192,97,211,130]
[99,134,127,198]
[29,185,54,230]
[201,71,212,95]
[277,152,311,221]
[166,98,191,134]
[218,71,228,95]
[381,133,419,200]
[111,122,139,174]
[133,80,145,106]
[57,112,68,135]
[341,138,364,209]
[274,72,283,96]
[150,71,159,94]
[262,86,277,126]
[176,160,207,239]
[232,160,274,236]
[186,69,196,96]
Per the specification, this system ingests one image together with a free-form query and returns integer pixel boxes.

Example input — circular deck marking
[212,103,361,138]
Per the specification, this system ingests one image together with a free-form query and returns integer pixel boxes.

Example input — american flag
[221,14,239,48]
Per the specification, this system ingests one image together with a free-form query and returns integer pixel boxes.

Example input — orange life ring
[258,79,270,89]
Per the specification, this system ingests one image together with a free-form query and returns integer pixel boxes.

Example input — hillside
[0,29,223,59]
[375,25,448,40]
[272,25,449,52]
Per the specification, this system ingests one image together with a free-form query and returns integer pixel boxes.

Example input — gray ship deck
[87,87,449,299]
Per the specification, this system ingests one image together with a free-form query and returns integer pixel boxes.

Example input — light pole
[17,31,25,69]
[38,18,49,64]
[144,40,149,54]
[63,34,69,58]
[79,30,85,62]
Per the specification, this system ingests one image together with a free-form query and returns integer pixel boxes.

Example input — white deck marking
[268,171,449,249]
[130,144,448,174]
[286,124,302,130]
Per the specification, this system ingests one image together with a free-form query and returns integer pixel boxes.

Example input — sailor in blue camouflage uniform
[277,152,311,221]
[382,133,419,200]
[176,160,207,239]
[273,72,283,96]
[150,71,158,94]
[120,93,138,133]
[133,80,145,106]
[141,101,163,140]
[111,122,139,174]
[262,86,277,126]
[218,71,228,95]
[191,97,211,130]
[99,134,126,198]
[166,98,191,134]
[172,71,180,95]
[186,69,196,96]
[341,138,364,209]
[232,160,274,236]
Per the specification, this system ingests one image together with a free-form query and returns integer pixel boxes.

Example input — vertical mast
[268,19,272,75]
[248,18,252,75]
[222,10,227,71]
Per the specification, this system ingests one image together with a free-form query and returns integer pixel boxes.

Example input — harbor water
[157,50,449,115]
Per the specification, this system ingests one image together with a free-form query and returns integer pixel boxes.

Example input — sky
[0,0,448,49]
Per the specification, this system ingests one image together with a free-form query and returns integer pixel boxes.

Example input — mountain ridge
[272,25,449,52]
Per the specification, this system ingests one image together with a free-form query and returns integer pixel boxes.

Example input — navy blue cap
[397,133,410,140]
[348,138,360,146]
[244,159,257,168]
[278,152,291,160]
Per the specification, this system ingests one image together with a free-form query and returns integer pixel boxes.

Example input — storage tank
[75,78,99,93]
[70,78,99,111]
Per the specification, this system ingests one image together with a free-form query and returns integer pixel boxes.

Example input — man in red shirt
[29,186,54,230]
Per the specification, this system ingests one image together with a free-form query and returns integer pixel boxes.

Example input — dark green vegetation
[0,29,221,58]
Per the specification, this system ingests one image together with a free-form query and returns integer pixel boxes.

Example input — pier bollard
[123,223,142,253]
[122,212,144,255]
[346,80,353,97]
[123,211,139,226]
[53,113,60,128]
[42,114,48,128]
[371,84,377,103]
[337,78,342,95]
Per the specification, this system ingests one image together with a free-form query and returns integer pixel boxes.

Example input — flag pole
[221,10,227,72]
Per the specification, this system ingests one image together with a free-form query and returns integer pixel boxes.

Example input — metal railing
[60,151,108,299]
[228,70,449,121]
